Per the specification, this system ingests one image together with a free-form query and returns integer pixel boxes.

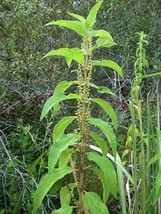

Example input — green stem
[131,89,138,214]
[138,109,146,214]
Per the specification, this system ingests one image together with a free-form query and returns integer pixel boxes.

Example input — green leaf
[40,93,66,121]
[51,206,72,214]
[90,145,134,184]
[53,116,76,141]
[67,12,86,24]
[40,93,80,121]
[85,0,103,30]
[91,98,117,129]
[45,20,86,37]
[60,184,76,206]
[59,149,73,168]
[83,192,109,214]
[43,48,84,67]
[90,132,108,157]
[93,37,116,50]
[89,117,117,156]
[89,83,115,96]
[33,167,72,213]
[29,151,47,174]
[48,133,80,172]
[148,153,161,167]
[91,29,114,39]
[91,167,109,203]
[54,80,78,94]
[153,170,161,204]
[93,60,123,77]
[116,153,127,214]
[88,152,117,198]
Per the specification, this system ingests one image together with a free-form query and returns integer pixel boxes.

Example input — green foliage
[48,134,80,172]
[44,48,84,67]
[34,167,73,213]
[93,60,123,77]
[88,151,117,199]
[83,192,109,214]
[34,1,122,213]
[1,0,161,213]
[89,117,117,156]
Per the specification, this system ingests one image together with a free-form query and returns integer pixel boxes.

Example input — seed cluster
[74,35,92,193]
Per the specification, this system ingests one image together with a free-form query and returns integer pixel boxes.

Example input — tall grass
[125,32,161,214]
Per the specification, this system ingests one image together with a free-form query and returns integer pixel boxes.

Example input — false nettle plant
[34,1,123,213]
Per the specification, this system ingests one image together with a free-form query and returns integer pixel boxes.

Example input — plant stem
[76,34,92,213]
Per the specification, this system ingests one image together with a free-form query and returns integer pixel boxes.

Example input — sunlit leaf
[90,132,108,157]
[60,184,76,206]
[92,98,117,129]
[90,145,134,184]
[67,12,86,24]
[91,29,113,40]
[54,80,78,94]
[48,133,80,172]
[43,48,84,67]
[89,83,115,96]
[93,37,116,50]
[93,60,123,77]
[83,192,109,214]
[88,152,117,198]
[45,20,86,37]
[59,149,73,168]
[40,93,80,121]
[53,116,76,141]
[33,167,72,213]
[89,117,117,156]
[85,0,103,30]
[40,93,66,121]
[51,205,73,214]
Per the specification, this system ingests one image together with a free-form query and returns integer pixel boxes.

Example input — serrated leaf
[40,93,66,121]
[43,48,84,67]
[88,152,117,198]
[90,132,108,157]
[54,80,78,94]
[97,86,115,95]
[83,192,109,214]
[91,29,113,39]
[85,0,103,30]
[93,60,123,77]
[60,184,76,206]
[89,117,117,156]
[93,37,116,50]
[48,133,80,172]
[33,167,72,213]
[89,83,115,96]
[67,12,86,24]
[51,206,72,214]
[148,153,161,167]
[91,167,109,203]
[90,145,134,184]
[59,149,73,168]
[45,20,86,37]
[91,98,117,129]
[53,116,76,141]
[40,93,80,121]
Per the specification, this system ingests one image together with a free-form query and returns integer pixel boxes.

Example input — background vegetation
[0,0,161,213]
